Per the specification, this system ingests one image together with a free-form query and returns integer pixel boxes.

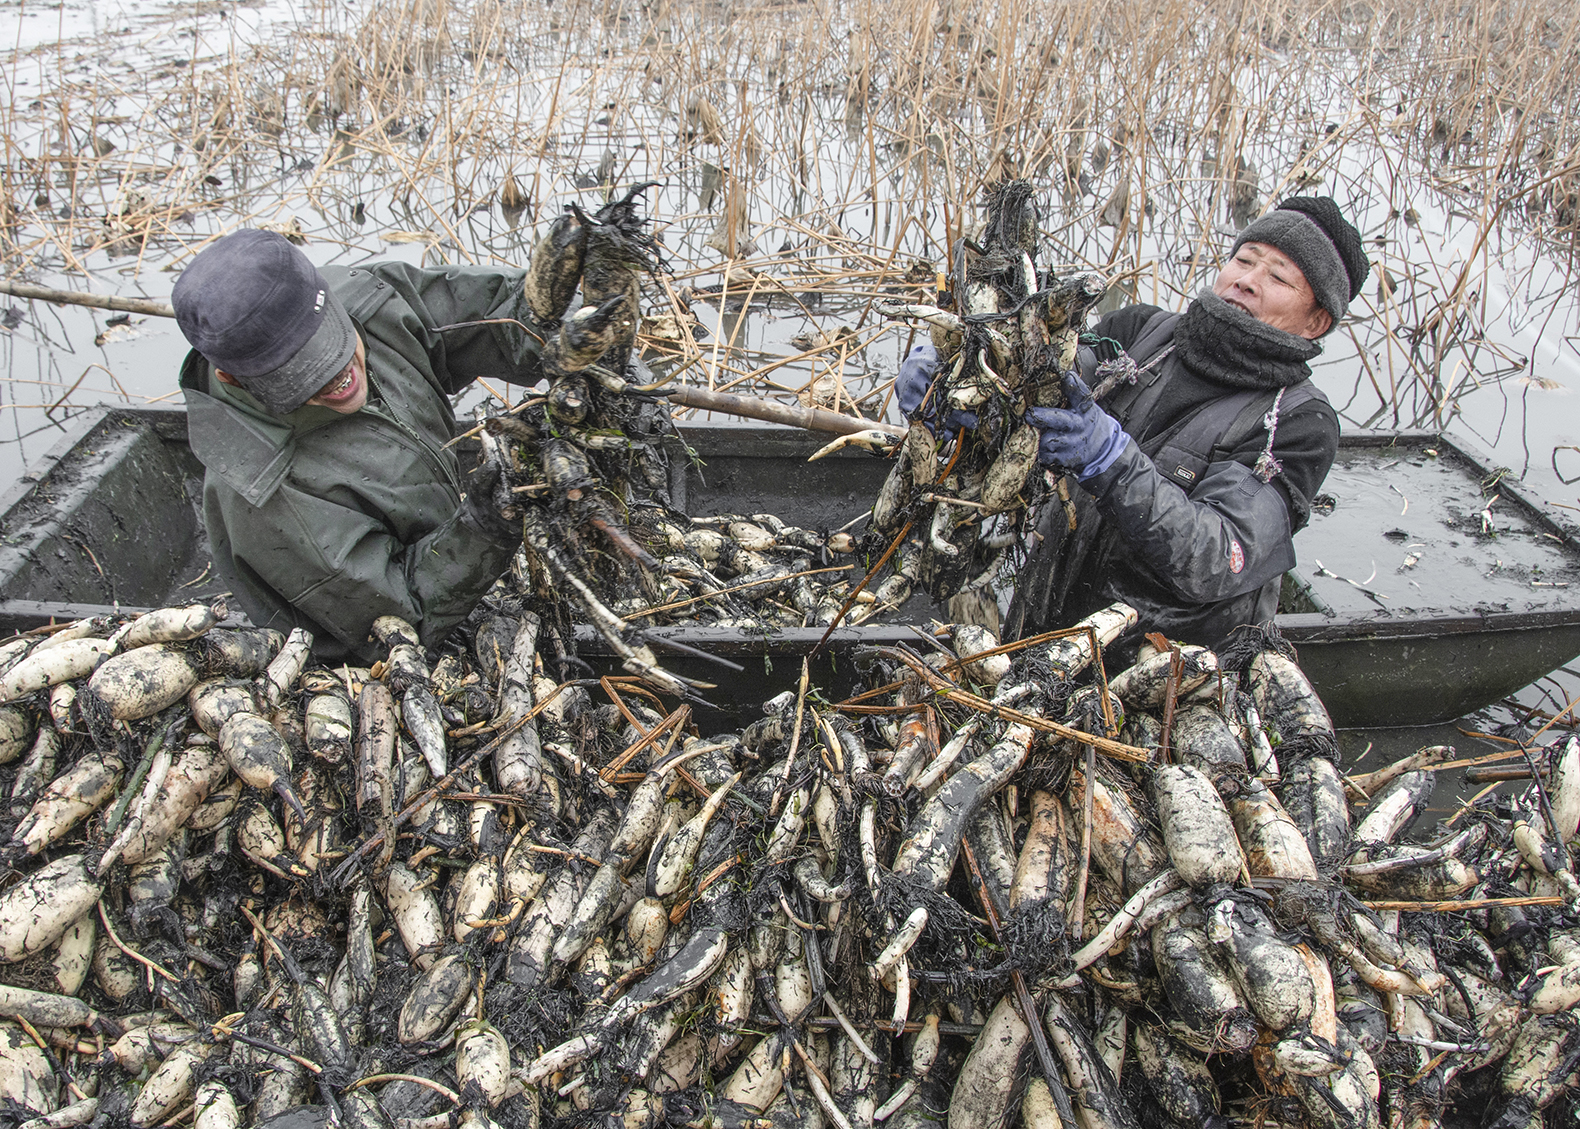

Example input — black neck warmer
[1174,290,1321,390]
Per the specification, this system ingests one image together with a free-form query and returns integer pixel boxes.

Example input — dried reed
[0,0,1577,434]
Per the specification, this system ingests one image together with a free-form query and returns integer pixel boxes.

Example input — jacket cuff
[486,271,545,368]
[1077,438,1145,498]
[1076,428,1129,483]
[459,496,522,547]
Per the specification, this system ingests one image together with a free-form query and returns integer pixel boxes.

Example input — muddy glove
[1024,370,1128,482]
[896,342,978,433]
[460,461,519,544]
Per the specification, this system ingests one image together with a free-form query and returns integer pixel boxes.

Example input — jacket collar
[178,348,346,507]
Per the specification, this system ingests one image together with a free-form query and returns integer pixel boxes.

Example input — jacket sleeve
[229,481,517,660]
[361,261,543,393]
[1080,441,1298,604]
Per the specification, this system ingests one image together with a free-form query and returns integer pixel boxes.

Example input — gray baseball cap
[172,229,358,414]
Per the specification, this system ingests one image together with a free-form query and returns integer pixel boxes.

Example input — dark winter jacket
[179,260,543,663]
[1005,302,1339,650]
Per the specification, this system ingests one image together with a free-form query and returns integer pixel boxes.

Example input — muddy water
[1295,439,1580,618]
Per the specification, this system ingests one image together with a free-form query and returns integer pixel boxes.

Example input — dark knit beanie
[1231,196,1368,332]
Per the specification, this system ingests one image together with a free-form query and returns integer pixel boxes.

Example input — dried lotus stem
[1361,895,1565,912]
[97,902,178,985]
[599,705,689,782]
[874,646,1149,763]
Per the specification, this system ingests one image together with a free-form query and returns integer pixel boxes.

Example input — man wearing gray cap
[174,229,542,663]
[998,195,1368,647]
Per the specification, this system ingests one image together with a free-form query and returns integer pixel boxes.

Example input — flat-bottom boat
[2,407,1576,727]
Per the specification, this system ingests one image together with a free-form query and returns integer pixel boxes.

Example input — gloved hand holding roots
[866,178,1108,602]
[1024,370,1129,482]
[461,460,519,543]
[896,343,978,434]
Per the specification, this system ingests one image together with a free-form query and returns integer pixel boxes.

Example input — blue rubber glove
[1024,370,1128,481]
[895,343,978,433]
[896,342,938,418]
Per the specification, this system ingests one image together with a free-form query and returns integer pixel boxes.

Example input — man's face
[302,334,368,414]
[1212,242,1334,339]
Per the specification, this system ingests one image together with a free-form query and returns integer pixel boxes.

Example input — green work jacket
[178,260,542,663]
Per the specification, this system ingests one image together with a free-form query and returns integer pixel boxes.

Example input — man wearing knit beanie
[1220,196,1370,337]
[1001,196,1367,651]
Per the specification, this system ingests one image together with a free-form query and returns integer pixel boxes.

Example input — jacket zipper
[362,369,463,498]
